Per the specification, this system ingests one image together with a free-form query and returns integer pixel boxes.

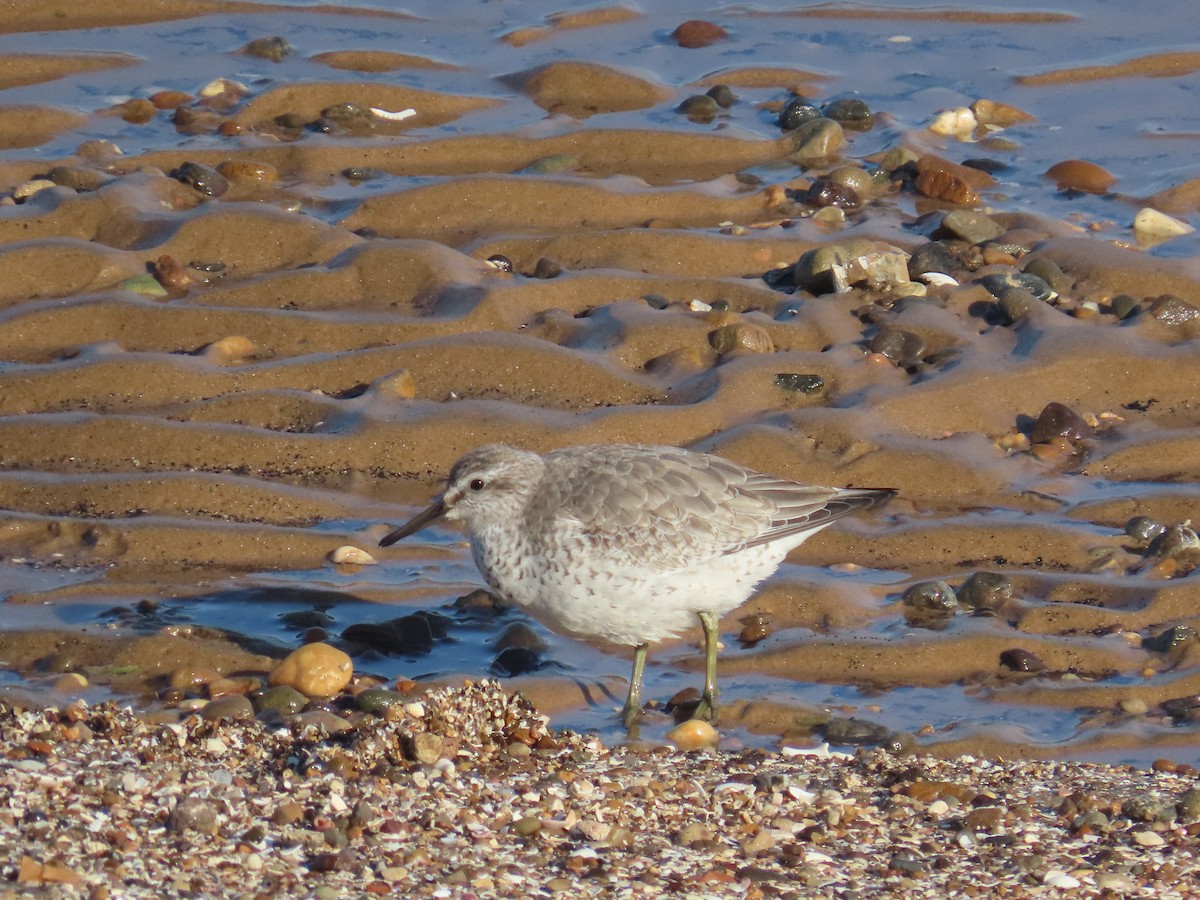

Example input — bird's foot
[620,701,644,732]
[692,692,719,726]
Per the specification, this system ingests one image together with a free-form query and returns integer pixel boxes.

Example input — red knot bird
[380,443,895,730]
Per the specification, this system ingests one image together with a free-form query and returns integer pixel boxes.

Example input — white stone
[1134,207,1194,238]
[929,107,977,137]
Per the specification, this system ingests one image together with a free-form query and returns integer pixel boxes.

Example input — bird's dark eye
[468,478,485,492]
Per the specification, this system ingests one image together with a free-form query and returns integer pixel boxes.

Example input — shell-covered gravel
[3,682,1198,898]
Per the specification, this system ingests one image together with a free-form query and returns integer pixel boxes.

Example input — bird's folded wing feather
[531,449,853,573]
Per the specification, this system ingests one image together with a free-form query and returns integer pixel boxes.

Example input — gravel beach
[4,682,1200,898]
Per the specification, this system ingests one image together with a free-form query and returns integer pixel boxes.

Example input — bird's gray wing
[528,446,870,573]
[735,472,894,549]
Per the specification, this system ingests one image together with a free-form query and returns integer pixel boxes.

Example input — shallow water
[1,0,1199,766]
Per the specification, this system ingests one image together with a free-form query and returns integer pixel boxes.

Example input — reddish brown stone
[671,20,728,48]
[1045,159,1116,193]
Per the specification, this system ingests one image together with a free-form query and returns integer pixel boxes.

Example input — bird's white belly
[474,532,786,646]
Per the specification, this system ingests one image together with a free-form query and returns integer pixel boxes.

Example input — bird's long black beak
[379,497,447,546]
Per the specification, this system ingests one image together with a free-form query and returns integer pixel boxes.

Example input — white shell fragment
[781,743,853,760]
[371,107,418,121]
[918,271,960,287]
[329,545,377,565]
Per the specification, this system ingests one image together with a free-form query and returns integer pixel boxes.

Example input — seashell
[330,545,377,565]
[370,107,417,121]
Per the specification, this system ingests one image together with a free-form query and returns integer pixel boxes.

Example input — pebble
[678,95,720,122]
[999,648,1047,673]
[901,580,957,611]
[675,822,715,846]
[355,689,406,716]
[112,98,156,124]
[929,107,977,137]
[409,732,445,764]
[666,719,719,750]
[1143,624,1197,651]
[956,572,1013,611]
[44,166,105,191]
[914,155,990,207]
[1148,294,1200,325]
[52,673,88,692]
[907,241,960,279]
[242,35,292,62]
[170,161,229,197]
[1096,873,1136,891]
[292,709,352,733]
[216,160,279,183]
[199,77,248,101]
[253,684,308,716]
[823,717,892,745]
[971,98,1034,127]
[791,238,878,293]
[940,209,1004,244]
[869,328,925,366]
[1125,515,1166,543]
[513,815,542,836]
[491,646,542,676]
[774,373,824,395]
[268,643,354,698]
[1133,207,1194,238]
[779,97,821,131]
[152,255,192,296]
[705,84,735,108]
[671,20,727,48]
[1110,294,1140,320]
[372,369,417,400]
[996,287,1038,325]
[1133,830,1166,848]
[203,335,256,364]
[201,695,255,722]
[12,179,56,202]
[519,154,578,175]
[149,90,192,109]
[738,612,774,644]
[1045,159,1115,193]
[494,622,548,652]
[788,118,846,163]
[1030,401,1092,444]
[980,272,1054,303]
[708,322,774,355]
[1178,789,1200,820]
[169,797,219,835]
[828,165,876,196]
[822,97,872,129]
[531,257,563,279]
[802,178,862,212]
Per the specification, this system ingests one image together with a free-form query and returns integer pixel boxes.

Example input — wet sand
[0,0,1199,805]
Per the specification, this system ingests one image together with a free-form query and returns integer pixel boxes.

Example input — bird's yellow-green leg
[622,643,648,730]
[694,611,720,724]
